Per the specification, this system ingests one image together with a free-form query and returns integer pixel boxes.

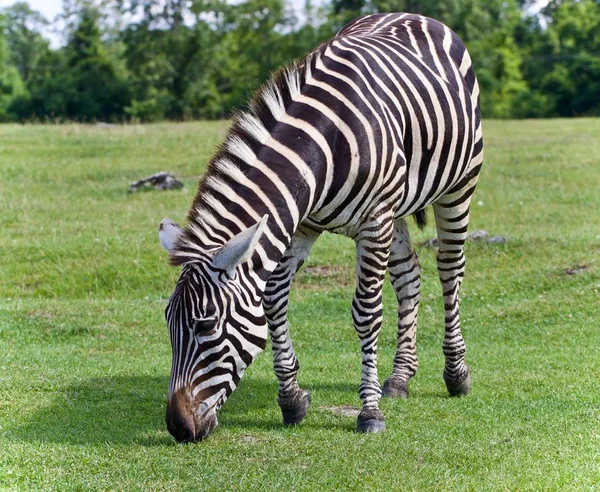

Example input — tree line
[1,0,599,122]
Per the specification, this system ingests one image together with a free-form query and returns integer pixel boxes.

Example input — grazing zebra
[159,12,483,442]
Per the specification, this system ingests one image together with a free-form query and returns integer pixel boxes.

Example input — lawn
[1,120,599,490]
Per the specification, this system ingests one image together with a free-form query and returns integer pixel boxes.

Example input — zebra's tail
[413,209,428,230]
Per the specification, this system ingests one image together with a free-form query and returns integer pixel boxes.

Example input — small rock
[129,172,184,192]
[422,237,439,248]
[422,230,509,248]
[467,230,489,241]
[564,265,590,276]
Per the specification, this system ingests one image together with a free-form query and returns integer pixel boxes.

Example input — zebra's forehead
[166,263,223,320]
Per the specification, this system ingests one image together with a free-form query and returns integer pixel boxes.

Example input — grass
[1,119,599,490]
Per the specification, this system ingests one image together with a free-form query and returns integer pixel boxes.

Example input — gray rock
[564,265,590,276]
[422,237,439,247]
[129,172,184,192]
[467,229,489,241]
[422,230,507,247]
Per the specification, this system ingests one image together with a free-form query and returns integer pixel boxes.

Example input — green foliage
[540,0,600,116]
[0,13,27,121]
[3,2,50,83]
[1,0,599,120]
[61,7,131,121]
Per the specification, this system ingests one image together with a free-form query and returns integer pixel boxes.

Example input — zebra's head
[158,216,269,442]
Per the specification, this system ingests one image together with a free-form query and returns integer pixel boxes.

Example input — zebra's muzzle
[166,388,218,443]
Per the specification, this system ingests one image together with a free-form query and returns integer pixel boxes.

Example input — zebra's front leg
[353,214,394,433]
[382,218,420,399]
[264,228,319,426]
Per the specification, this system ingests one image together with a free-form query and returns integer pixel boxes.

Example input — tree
[118,0,226,120]
[3,2,51,83]
[60,4,131,121]
[2,0,599,121]
[538,0,600,116]
[0,12,27,121]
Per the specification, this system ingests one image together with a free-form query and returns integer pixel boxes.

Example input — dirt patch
[303,266,343,277]
[28,311,56,320]
[563,264,591,276]
[320,405,360,417]
[296,265,353,289]
[239,434,261,444]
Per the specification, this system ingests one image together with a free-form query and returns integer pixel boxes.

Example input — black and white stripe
[161,12,483,440]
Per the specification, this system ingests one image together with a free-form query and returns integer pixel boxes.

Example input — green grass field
[1,120,599,490]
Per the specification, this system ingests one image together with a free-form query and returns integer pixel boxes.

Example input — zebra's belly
[303,181,408,237]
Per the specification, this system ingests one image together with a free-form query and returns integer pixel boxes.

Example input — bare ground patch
[27,310,56,320]
[320,405,360,417]
[238,434,262,444]
[296,265,353,290]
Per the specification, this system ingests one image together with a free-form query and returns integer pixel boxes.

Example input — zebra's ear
[159,218,183,253]
[213,215,268,276]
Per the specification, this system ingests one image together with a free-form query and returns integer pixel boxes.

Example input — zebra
[159,12,483,442]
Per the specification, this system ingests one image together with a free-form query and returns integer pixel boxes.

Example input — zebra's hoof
[356,409,386,433]
[278,389,311,426]
[382,377,409,399]
[444,368,471,397]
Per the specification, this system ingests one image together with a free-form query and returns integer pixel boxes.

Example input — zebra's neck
[180,57,328,281]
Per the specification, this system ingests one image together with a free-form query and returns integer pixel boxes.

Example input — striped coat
[159,12,482,442]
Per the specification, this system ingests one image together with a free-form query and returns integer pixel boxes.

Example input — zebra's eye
[192,316,218,336]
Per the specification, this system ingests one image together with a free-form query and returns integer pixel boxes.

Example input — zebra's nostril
[166,389,197,442]
[167,412,197,442]
[179,425,196,443]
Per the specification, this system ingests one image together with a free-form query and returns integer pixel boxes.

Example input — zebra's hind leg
[353,212,394,433]
[382,218,420,399]
[264,227,320,426]
[433,173,479,397]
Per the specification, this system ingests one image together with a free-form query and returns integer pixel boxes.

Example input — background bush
[1,0,599,122]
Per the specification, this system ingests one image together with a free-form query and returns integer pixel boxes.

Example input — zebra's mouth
[166,388,222,443]
[191,393,225,441]
[193,412,218,442]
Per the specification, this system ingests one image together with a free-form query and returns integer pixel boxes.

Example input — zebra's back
[302,13,482,232]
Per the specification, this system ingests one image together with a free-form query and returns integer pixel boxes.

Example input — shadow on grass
[7,376,171,446]
[221,378,359,433]
[8,376,359,445]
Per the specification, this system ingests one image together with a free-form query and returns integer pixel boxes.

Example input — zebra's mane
[169,49,324,266]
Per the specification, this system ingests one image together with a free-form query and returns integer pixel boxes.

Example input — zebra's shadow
[7,375,358,445]
[7,376,171,446]
[221,377,359,433]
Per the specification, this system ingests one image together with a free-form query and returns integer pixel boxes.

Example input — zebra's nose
[166,389,196,442]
